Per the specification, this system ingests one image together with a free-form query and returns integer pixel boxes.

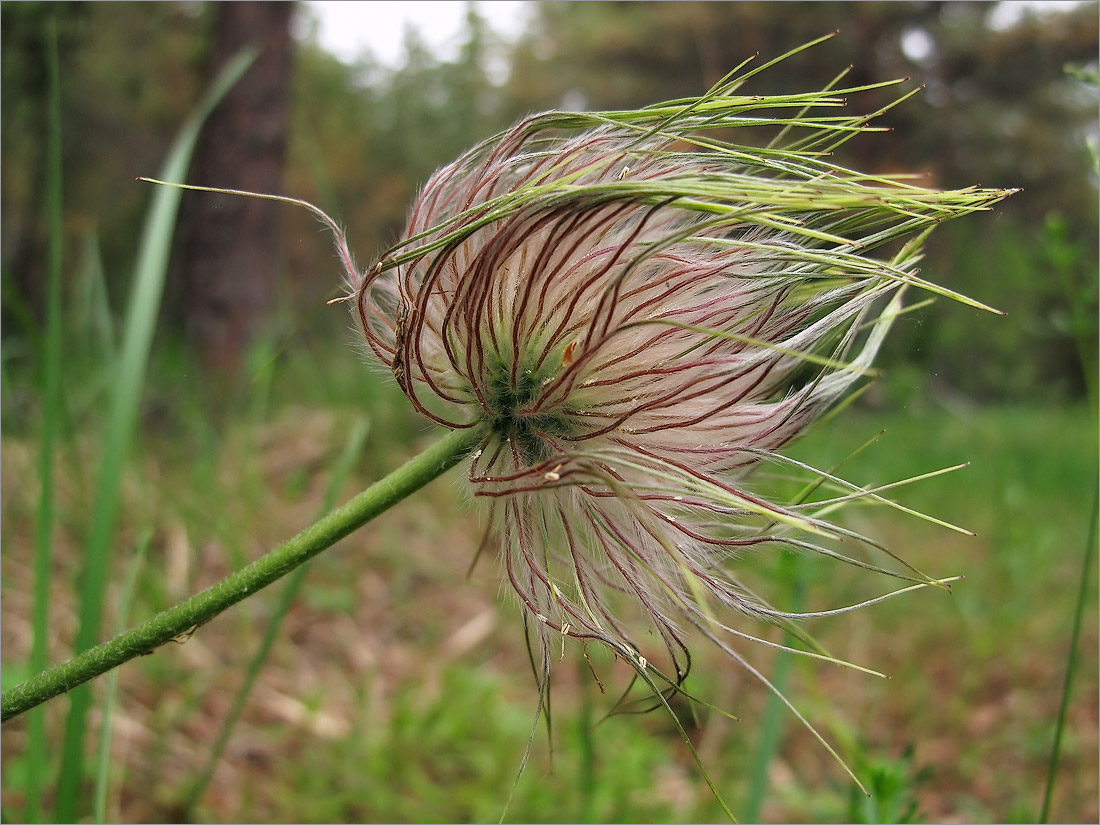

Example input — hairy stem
[2,424,486,723]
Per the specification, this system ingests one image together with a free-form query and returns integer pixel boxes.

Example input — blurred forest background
[3,0,1097,398]
[2,2,1098,824]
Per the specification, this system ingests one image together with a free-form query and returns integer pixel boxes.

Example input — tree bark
[180,1,294,375]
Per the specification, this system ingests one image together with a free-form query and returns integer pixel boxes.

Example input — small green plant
[844,745,925,824]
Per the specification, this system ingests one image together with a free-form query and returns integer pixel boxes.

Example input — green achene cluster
[482,345,579,465]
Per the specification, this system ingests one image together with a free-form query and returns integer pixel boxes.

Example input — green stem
[180,418,369,818]
[1039,477,1099,823]
[743,551,806,822]
[2,424,486,723]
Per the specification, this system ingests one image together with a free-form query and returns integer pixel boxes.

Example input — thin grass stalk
[1040,155,1098,823]
[181,418,370,816]
[576,655,596,823]
[25,18,64,824]
[1039,479,1099,822]
[92,533,149,824]
[52,48,259,821]
[742,551,806,822]
[2,423,487,723]
[74,229,116,370]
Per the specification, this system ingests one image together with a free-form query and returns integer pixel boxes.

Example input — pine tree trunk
[180,2,294,375]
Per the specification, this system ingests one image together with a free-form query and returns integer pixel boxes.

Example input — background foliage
[2,2,1097,823]
[5,1,1095,402]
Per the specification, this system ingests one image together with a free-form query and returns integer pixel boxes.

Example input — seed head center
[484,349,574,464]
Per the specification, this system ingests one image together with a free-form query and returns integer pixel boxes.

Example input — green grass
[179,417,370,818]
[50,47,258,823]
[24,19,64,825]
[2,314,1095,822]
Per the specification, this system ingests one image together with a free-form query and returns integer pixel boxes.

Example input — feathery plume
[342,43,1015,790]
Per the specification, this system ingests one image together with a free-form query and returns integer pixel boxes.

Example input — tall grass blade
[742,552,806,822]
[65,229,116,428]
[576,656,596,823]
[1040,148,1098,824]
[92,533,149,824]
[74,228,116,365]
[52,47,259,822]
[25,18,64,824]
[181,417,370,817]
[1039,478,1098,822]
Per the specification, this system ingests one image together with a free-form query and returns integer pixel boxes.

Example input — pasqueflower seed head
[339,46,1013,783]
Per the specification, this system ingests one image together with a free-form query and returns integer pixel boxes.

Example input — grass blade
[742,551,806,822]
[181,417,370,817]
[92,533,150,824]
[1039,478,1099,822]
[52,46,259,822]
[73,227,116,366]
[25,17,64,824]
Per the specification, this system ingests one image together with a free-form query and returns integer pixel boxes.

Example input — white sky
[306,1,531,67]
[988,0,1087,29]
[306,1,1089,70]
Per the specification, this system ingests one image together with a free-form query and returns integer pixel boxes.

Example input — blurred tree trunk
[179,1,294,375]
